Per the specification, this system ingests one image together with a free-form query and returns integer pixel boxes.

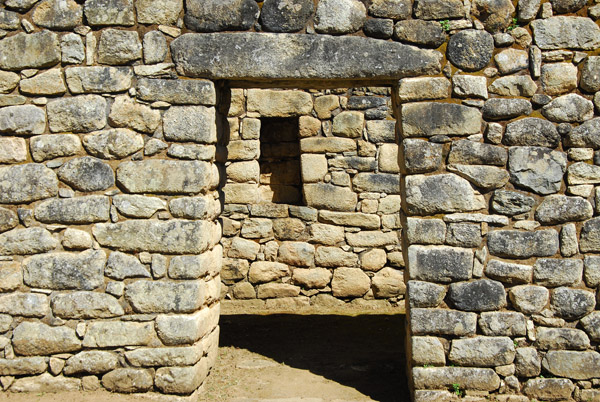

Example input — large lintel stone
[171,33,441,81]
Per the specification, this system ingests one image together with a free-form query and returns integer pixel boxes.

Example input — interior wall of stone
[219,87,405,310]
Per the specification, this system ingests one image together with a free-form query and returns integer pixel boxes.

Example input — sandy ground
[0,313,409,402]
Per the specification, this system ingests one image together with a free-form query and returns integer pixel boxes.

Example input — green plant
[423,364,433,368]
[514,339,519,347]
[507,17,518,31]
[452,383,463,397]
[440,19,451,32]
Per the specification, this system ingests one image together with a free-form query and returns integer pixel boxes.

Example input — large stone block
[408,245,472,283]
[125,344,203,367]
[125,280,205,313]
[331,267,370,297]
[413,367,500,391]
[449,336,515,367]
[83,321,154,347]
[169,246,222,279]
[303,183,357,212]
[0,357,47,376]
[485,259,532,284]
[156,359,209,394]
[247,89,313,117]
[47,95,107,133]
[51,291,124,319]
[105,251,150,280]
[65,66,132,94]
[185,0,258,32]
[0,227,58,255]
[0,31,60,70]
[10,373,81,393]
[156,304,220,345]
[102,368,153,393]
[406,174,485,215]
[30,134,82,162]
[542,351,600,380]
[411,308,477,336]
[314,0,366,34]
[171,33,441,80]
[64,351,119,375]
[0,105,46,135]
[536,327,590,350]
[402,102,481,137]
[84,0,135,26]
[523,378,574,401]
[346,231,398,247]
[479,312,526,336]
[508,147,566,195]
[0,293,49,317]
[564,118,600,149]
[35,196,110,224]
[0,260,21,291]
[488,229,558,258]
[12,322,81,356]
[0,137,27,164]
[163,106,217,143]
[23,250,106,290]
[117,160,212,194]
[93,220,215,254]
[533,258,583,287]
[0,164,58,204]
[136,78,216,105]
[531,16,600,50]
[550,287,595,319]
[315,246,358,267]
[353,173,399,194]
[448,280,506,312]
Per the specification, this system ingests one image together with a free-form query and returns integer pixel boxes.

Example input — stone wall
[0,0,599,400]
[220,87,405,309]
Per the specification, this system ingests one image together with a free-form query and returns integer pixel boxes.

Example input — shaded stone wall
[220,87,405,310]
[0,0,599,399]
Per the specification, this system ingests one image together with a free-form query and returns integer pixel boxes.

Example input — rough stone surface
[32,0,82,29]
[314,0,366,34]
[23,250,106,290]
[414,0,464,19]
[125,280,204,313]
[564,118,600,149]
[35,196,110,224]
[411,308,476,336]
[508,147,567,195]
[0,293,48,317]
[580,312,600,341]
[488,229,558,258]
[408,245,473,283]
[536,327,590,350]
[449,279,506,312]
[413,367,500,391]
[535,195,593,224]
[12,322,81,356]
[83,129,144,160]
[550,287,595,319]
[0,227,58,255]
[10,373,81,393]
[136,78,216,105]
[171,33,441,80]
[112,195,166,219]
[405,174,485,215]
[402,102,481,137]
[541,63,578,95]
[116,160,211,194]
[489,75,537,97]
[542,351,600,380]
[504,118,559,148]
[403,139,443,173]
[84,0,135,26]
[472,0,515,32]
[163,106,216,143]
[30,134,82,162]
[449,336,515,367]
[485,259,532,284]
[66,67,132,94]
[479,312,527,336]
[136,0,182,24]
[102,368,153,393]
[0,31,61,70]
[0,357,47,376]
[19,68,66,96]
[580,217,600,252]
[97,29,142,65]
[447,30,494,72]
[185,0,258,32]
[64,351,119,375]
[58,157,114,192]
[0,207,18,233]
[52,292,123,319]
[0,105,46,135]
[531,16,600,50]
[580,56,600,93]
[261,0,314,32]
[93,220,214,253]
[542,94,594,123]
[47,95,107,133]
[483,98,532,120]
[331,268,370,298]
[523,378,574,400]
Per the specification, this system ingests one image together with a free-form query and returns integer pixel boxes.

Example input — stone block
[93,220,214,254]
[542,350,600,380]
[0,260,21,291]
[531,16,600,50]
[0,105,46,136]
[278,241,314,267]
[0,357,47,376]
[448,279,506,312]
[304,183,357,212]
[402,102,481,137]
[0,31,60,70]
[19,68,66,96]
[413,367,500,391]
[408,245,473,283]
[411,308,477,336]
[542,93,594,123]
[314,0,366,34]
[117,160,212,194]
[155,359,209,394]
[406,218,446,245]
[405,174,485,215]
[550,287,595,319]
[523,378,574,400]
[171,33,441,80]
[163,106,216,143]
[155,304,220,345]
[0,293,48,317]
[487,229,558,258]
[533,258,583,287]
[30,134,82,163]
[257,283,301,298]
[346,231,398,247]
[47,95,107,133]
[52,291,123,319]
[0,137,26,164]
[372,267,405,298]
[536,327,590,350]
[12,322,81,356]
[331,267,370,297]
[83,321,154,348]
[479,312,526,336]
[292,268,332,289]
[449,336,515,367]
[23,250,106,290]
[509,285,549,314]
[97,29,141,65]
[136,78,216,105]
[10,373,81,393]
[485,259,532,285]
[0,227,58,255]
[84,0,135,26]
[309,223,345,245]
[407,280,446,308]
[64,351,119,375]
[315,246,358,268]
[411,336,445,366]
[247,89,312,117]
[102,368,153,393]
[34,196,110,224]
[125,280,204,313]
[169,246,222,279]
[447,30,494,72]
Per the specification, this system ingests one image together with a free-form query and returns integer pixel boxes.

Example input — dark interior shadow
[219,314,409,402]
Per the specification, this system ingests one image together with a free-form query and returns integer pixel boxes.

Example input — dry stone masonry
[0,0,599,400]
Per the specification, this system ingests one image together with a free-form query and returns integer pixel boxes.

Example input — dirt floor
[0,313,409,402]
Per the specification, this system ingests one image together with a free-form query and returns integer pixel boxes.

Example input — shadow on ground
[219,314,409,402]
